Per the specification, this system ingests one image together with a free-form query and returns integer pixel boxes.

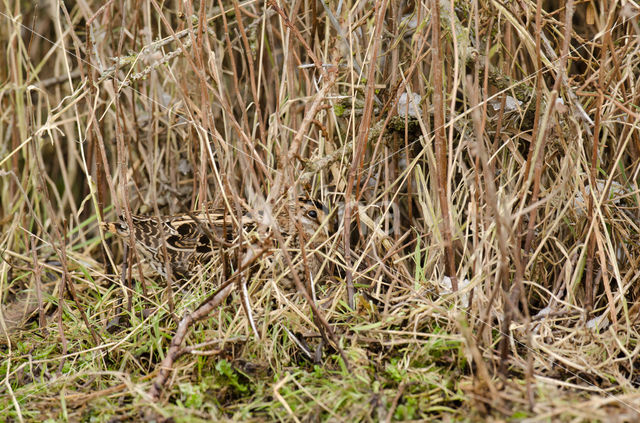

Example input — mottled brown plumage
[102,197,329,282]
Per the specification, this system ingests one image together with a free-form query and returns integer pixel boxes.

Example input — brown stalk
[60,221,103,346]
[192,0,218,204]
[267,0,325,74]
[270,225,351,372]
[112,11,149,309]
[29,237,47,335]
[232,0,266,145]
[586,1,612,314]
[28,140,79,371]
[524,0,575,263]
[215,0,264,195]
[268,0,337,195]
[341,0,389,310]
[431,0,457,290]
[467,74,519,377]
[24,58,103,349]
[149,245,271,400]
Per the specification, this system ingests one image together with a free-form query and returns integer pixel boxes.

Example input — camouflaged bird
[101,197,329,282]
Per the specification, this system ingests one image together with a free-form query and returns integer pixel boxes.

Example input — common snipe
[101,197,330,283]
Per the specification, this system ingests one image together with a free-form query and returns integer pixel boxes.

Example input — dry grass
[2,0,640,421]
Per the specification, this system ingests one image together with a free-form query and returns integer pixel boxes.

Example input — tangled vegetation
[2,0,640,421]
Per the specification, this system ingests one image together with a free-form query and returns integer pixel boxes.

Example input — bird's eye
[307,209,318,219]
